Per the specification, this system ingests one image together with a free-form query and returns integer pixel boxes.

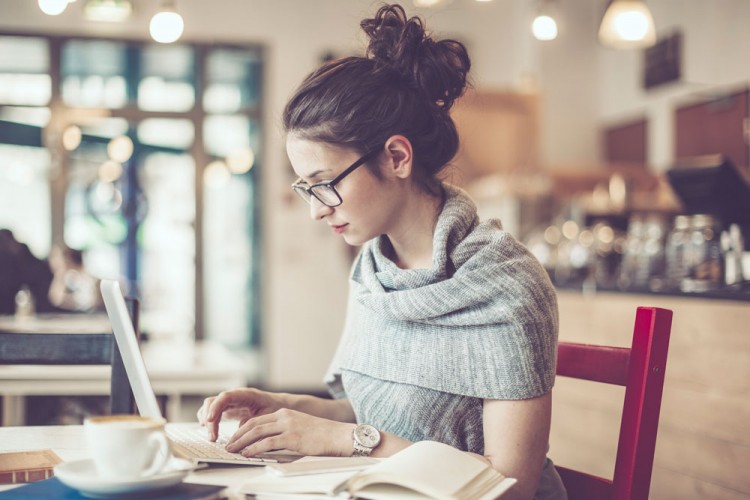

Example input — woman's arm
[483,393,552,500]
[204,392,412,458]
[197,388,356,442]
[281,392,357,423]
[222,406,415,458]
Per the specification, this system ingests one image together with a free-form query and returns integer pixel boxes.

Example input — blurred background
[1,2,749,495]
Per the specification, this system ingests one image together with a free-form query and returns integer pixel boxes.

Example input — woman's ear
[383,135,413,179]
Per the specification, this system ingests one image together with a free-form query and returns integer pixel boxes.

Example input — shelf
[554,283,750,303]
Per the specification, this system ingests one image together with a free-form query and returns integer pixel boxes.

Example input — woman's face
[286,136,406,246]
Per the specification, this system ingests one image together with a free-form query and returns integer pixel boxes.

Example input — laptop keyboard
[166,425,274,464]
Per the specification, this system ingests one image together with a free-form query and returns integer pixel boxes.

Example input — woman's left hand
[224,408,354,457]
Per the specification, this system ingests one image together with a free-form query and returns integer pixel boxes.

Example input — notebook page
[347,441,490,498]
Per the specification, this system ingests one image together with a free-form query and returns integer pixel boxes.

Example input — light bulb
[226,148,255,174]
[150,9,184,44]
[62,125,82,151]
[598,0,656,48]
[107,135,134,163]
[38,0,71,15]
[204,161,231,188]
[532,15,558,41]
[413,0,443,7]
[613,11,650,41]
[84,0,133,22]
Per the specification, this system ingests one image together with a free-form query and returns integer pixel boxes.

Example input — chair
[555,306,673,500]
[0,299,140,421]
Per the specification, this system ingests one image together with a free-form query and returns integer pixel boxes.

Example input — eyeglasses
[291,147,381,208]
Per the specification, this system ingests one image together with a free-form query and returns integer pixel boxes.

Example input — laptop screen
[100,279,163,420]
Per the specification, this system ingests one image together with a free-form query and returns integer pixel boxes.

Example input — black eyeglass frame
[291,147,382,208]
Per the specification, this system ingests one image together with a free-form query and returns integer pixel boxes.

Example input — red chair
[555,306,673,500]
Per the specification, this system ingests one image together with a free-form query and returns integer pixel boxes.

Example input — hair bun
[361,4,470,111]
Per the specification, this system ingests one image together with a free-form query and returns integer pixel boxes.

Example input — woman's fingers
[205,392,246,440]
[206,391,238,422]
[225,421,282,453]
[203,389,267,441]
[224,409,336,457]
[226,410,281,446]
[196,396,216,426]
[240,435,286,457]
[196,388,281,444]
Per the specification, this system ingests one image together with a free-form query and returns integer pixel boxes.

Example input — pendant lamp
[599,0,656,49]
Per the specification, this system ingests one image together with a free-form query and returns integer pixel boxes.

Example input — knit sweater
[325,185,565,499]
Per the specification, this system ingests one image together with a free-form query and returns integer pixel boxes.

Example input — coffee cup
[84,415,171,480]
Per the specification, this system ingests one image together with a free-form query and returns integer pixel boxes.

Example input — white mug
[84,415,171,480]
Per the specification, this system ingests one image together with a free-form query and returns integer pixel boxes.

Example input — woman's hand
[197,388,283,441]
[224,408,354,458]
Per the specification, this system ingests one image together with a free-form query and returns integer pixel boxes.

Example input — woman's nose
[309,197,333,220]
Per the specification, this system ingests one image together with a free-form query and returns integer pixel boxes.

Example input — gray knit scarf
[327,185,558,400]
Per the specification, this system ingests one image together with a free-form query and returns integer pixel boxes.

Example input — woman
[198,4,566,498]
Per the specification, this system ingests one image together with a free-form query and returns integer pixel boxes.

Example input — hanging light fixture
[38,0,76,16]
[83,0,133,22]
[532,0,558,41]
[149,0,184,44]
[412,0,447,7]
[599,0,656,49]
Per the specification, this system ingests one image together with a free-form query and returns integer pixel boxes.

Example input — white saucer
[54,457,198,498]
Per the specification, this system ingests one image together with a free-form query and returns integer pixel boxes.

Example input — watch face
[355,425,380,448]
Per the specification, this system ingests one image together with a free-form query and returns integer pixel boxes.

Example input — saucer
[54,457,198,498]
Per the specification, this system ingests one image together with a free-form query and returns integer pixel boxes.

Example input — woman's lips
[331,224,348,234]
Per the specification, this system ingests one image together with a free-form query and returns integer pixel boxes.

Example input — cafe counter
[550,289,750,498]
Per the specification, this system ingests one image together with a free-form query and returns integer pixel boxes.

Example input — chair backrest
[555,306,673,500]
[0,298,140,418]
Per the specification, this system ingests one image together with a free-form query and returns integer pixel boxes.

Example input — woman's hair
[283,3,470,188]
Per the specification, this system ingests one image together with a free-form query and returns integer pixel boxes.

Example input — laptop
[100,279,300,465]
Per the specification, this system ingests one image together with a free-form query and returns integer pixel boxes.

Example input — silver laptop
[100,279,299,465]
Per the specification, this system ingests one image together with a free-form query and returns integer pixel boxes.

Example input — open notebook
[100,279,300,466]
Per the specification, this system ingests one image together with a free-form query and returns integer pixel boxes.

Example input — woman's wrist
[274,391,295,412]
[339,423,357,457]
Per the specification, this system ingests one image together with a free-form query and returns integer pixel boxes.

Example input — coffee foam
[86,415,164,428]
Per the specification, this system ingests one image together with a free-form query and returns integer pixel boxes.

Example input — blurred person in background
[0,228,56,315]
[48,245,101,312]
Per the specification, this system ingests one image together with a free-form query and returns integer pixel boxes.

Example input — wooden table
[0,424,266,498]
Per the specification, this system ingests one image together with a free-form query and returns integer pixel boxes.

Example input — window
[0,33,263,346]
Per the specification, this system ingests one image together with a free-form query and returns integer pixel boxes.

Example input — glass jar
[643,215,667,291]
[592,220,623,289]
[681,214,724,292]
[664,215,691,291]
[618,215,644,290]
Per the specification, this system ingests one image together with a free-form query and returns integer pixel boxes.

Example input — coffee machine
[666,154,750,290]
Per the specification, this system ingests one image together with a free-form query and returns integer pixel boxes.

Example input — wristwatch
[352,424,381,456]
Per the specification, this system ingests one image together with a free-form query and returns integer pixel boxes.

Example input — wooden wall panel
[675,89,749,172]
[551,291,750,499]
[603,118,647,166]
[451,90,539,184]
